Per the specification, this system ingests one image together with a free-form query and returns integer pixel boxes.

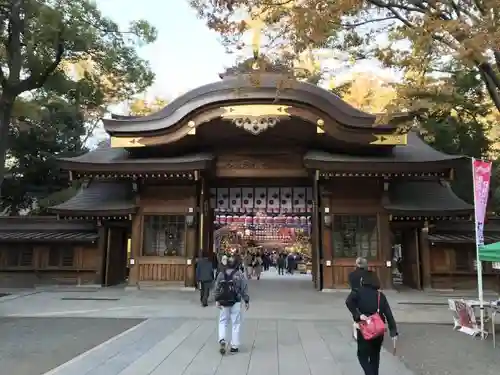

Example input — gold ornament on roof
[221,104,290,135]
[240,4,316,96]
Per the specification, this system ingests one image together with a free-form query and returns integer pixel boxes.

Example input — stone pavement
[0,317,142,375]
[4,270,497,375]
[42,318,413,375]
[0,272,460,323]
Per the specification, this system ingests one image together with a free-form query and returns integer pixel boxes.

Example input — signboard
[472,159,492,247]
[472,158,492,339]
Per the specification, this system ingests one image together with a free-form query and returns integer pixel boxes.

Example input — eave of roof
[48,181,136,217]
[102,73,393,135]
[432,220,500,233]
[0,231,98,243]
[428,233,500,244]
[304,132,465,172]
[0,217,96,231]
[384,180,473,216]
[58,147,214,173]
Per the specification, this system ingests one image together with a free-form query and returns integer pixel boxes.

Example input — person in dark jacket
[196,250,214,307]
[286,253,295,274]
[348,257,371,291]
[346,272,398,375]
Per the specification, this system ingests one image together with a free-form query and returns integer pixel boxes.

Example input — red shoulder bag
[358,292,386,340]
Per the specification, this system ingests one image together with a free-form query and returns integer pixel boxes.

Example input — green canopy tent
[479,242,500,262]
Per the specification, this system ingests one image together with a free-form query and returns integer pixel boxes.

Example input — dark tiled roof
[0,217,98,243]
[432,220,500,233]
[303,132,464,171]
[0,231,98,243]
[58,147,214,172]
[428,233,500,244]
[49,181,136,216]
[103,73,383,134]
[384,180,473,215]
[0,217,96,231]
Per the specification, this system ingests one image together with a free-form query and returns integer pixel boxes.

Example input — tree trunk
[0,95,15,192]
[477,63,500,112]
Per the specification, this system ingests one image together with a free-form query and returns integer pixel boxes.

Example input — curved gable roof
[104,73,382,135]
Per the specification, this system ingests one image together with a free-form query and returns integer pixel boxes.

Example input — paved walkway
[0,272,460,323]
[6,270,496,375]
[42,318,413,375]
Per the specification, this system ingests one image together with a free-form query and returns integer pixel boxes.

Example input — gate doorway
[391,228,422,290]
[102,226,130,287]
[208,183,320,289]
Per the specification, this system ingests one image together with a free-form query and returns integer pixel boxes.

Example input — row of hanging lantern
[214,215,311,226]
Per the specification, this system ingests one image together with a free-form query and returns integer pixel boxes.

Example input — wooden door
[401,229,421,289]
[104,228,127,286]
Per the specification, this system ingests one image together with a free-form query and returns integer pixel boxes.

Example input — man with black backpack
[214,256,250,355]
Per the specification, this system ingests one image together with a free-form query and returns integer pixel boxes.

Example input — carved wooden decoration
[223,160,266,169]
[221,104,291,135]
[216,153,308,178]
[233,117,279,135]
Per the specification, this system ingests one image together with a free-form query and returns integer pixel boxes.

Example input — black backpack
[216,269,238,307]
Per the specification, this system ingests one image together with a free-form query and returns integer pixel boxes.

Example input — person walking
[196,250,215,307]
[346,272,398,375]
[214,256,250,354]
[253,253,263,280]
[348,257,374,339]
[348,257,371,291]
[218,254,228,276]
[286,253,295,274]
[277,252,285,275]
[244,252,253,279]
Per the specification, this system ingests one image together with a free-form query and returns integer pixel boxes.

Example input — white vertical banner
[472,158,492,339]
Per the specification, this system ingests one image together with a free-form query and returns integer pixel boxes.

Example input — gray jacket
[214,268,250,303]
[196,257,214,282]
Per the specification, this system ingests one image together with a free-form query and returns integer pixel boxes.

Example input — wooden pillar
[128,214,142,286]
[201,176,212,253]
[320,188,333,289]
[378,213,392,289]
[419,223,432,290]
[196,172,212,256]
[379,178,392,289]
[196,171,205,254]
[96,225,107,285]
[185,221,197,287]
[312,170,322,290]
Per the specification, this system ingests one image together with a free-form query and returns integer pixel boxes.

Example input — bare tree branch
[340,16,398,28]
[14,29,65,95]
[0,5,8,88]
[478,68,500,110]
[478,62,500,92]
[81,117,101,145]
[6,0,24,86]
[472,0,486,14]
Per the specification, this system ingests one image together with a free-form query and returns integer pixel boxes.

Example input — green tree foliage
[0,0,157,189]
[2,97,87,214]
[398,65,496,205]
